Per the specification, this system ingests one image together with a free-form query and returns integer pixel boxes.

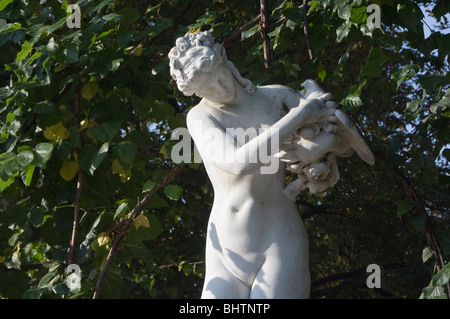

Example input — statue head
[169,31,255,98]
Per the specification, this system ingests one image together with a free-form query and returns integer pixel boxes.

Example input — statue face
[170,31,255,100]
[186,60,237,103]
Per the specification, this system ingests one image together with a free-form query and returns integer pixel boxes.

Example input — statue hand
[296,96,338,125]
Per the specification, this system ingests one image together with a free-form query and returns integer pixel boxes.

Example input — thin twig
[222,0,299,47]
[303,0,314,60]
[92,166,183,299]
[68,88,83,265]
[68,169,84,265]
[222,14,262,47]
[260,0,271,68]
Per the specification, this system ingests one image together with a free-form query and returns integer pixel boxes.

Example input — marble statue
[169,31,374,299]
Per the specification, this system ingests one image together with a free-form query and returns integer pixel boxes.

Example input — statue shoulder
[258,84,302,109]
[187,103,207,125]
[186,102,218,132]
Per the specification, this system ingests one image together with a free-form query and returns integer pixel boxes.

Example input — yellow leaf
[73,151,79,163]
[134,215,150,230]
[132,44,143,56]
[111,159,132,183]
[54,64,67,72]
[99,254,108,271]
[60,161,78,181]
[81,81,99,101]
[159,145,167,157]
[97,232,110,246]
[44,122,70,141]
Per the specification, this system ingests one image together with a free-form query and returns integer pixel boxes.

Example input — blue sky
[420,4,450,38]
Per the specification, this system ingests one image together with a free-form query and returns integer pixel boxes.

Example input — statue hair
[169,31,256,96]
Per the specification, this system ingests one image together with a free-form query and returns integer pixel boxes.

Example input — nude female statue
[168,31,373,299]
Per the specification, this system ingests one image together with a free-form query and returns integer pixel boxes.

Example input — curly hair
[169,31,255,97]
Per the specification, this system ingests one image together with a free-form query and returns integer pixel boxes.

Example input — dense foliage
[0,0,448,299]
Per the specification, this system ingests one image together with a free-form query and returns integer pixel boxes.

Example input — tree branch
[92,166,183,299]
[259,0,271,68]
[222,14,262,47]
[68,169,84,265]
[311,263,405,289]
[221,1,301,48]
[303,0,314,60]
[68,87,83,266]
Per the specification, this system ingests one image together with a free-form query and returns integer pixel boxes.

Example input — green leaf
[142,180,156,193]
[149,17,173,38]
[23,287,50,299]
[432,262,450,287]
[284,6,302,24]
[241,25,259,40]
[113,141,138,167]
[34,142,54,168]
[114,202,129,220]
[0,22,20,34]
[405,98,423,115]
[397,3,423,30]
[437,34,450,59]
[317,64,326,82]
[349,6,367,24]
[0,0,14,12]
[421,284,447,299]
[422,247,433,263]
[341,93,363,110]
[396,199,415,216]
[131,95,148,114]
[308,1,320,14]
[16,41,33,62]
[127,214,163,242]
[89,142,109,175]
[0,174,16,191]
[23,164,35,186]
[392,64,419,89]
[0,152,18,180]
[164,184,183,201]
[17,150,34,169]
[337,4,351,20]
[88,121,121,142]
[336,21,353,42]
[361,47,389,78]
[81,82,99,101]
[152,101,175,122]
[118,8,140,24]
[433,0,450,18]
[61,43,79,64]
[34,101,57,114]
[419,74,449,92]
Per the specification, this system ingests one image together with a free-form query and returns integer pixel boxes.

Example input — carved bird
[276,79,375,197]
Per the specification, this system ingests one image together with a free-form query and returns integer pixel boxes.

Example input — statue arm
[187,99,335,175]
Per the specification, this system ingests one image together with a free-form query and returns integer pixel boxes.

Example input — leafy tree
[0,0,448,299]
